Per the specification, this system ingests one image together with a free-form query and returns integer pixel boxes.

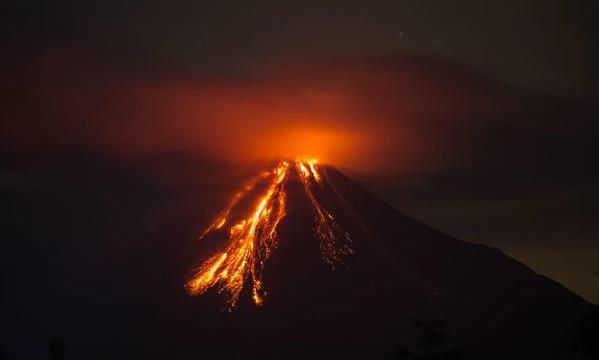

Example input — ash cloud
[3,46,597,204]
[0,47,527,172]
[2,46,599,303]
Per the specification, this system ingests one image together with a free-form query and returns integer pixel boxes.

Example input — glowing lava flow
[186,162,289,307]
[186,159,353,309]
[296,160,353,268]
[198,170,271,240]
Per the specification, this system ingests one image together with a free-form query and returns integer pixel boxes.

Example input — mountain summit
[184,162,598,360]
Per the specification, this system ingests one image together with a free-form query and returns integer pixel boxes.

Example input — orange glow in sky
[2,51,497,175]
[247,127,358,166]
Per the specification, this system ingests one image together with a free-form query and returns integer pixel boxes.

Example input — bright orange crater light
[185,159,353,309]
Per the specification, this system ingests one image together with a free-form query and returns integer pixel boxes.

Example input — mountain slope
[177,165,596,360]
[3,157,595,360]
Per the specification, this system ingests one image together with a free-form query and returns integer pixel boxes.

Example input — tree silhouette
[48,337,67,360]
[0,351,14,360]
[395,319,470,360]
[572,311,599,359]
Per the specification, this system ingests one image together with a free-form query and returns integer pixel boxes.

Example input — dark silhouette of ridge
[2,157,597,360]
[173,165,597,360]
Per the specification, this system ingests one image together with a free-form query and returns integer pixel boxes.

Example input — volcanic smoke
[185,159,353,309]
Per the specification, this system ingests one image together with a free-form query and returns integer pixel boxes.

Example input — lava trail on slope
[186,159,353,308]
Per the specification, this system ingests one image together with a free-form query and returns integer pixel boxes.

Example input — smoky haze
[2,46,599,304]
[2,47,521,171]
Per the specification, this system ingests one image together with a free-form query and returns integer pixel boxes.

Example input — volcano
[181,161,598,360]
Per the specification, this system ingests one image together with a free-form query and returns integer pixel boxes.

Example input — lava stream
[198,170,271,240]
[296,160,353,268]
[186,159,353,309]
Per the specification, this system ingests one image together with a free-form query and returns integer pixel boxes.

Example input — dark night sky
[2,0,599,321]
[4,0,599,95]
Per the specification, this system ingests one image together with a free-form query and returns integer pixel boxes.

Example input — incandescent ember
[185,159,353,309]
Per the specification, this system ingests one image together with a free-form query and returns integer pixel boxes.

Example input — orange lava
[186,159,353,309]
[296,160,353,268]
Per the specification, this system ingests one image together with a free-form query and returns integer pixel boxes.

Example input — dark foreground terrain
[1,156,598,360]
